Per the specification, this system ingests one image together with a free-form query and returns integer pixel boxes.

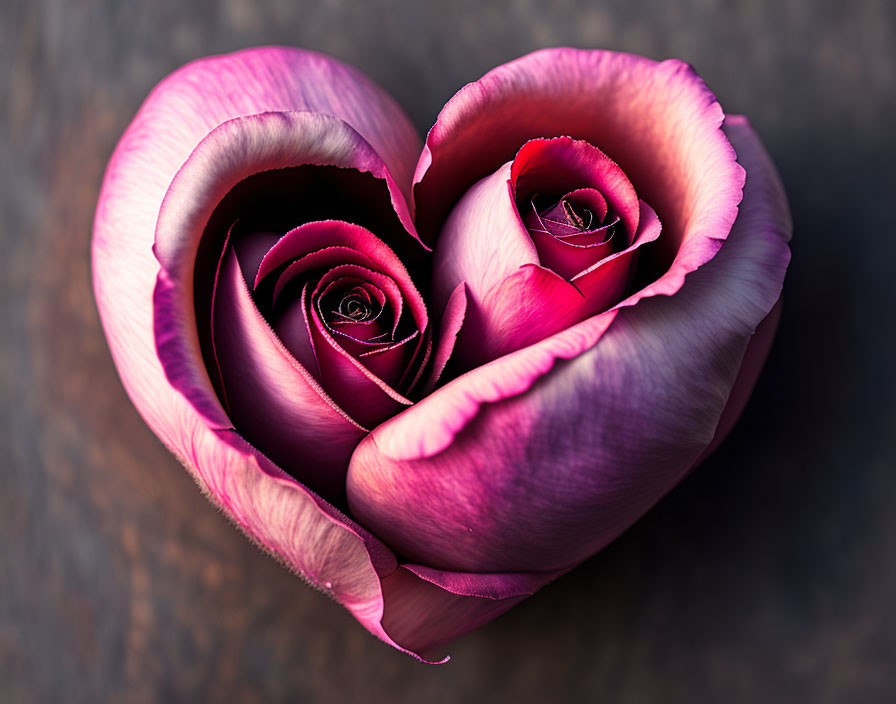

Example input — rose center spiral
[335,287,377,321]
[536,195,594,234]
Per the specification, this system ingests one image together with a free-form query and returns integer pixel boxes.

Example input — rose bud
[347,50,791,583]
[434,135,661,366]
[209,219,432,499]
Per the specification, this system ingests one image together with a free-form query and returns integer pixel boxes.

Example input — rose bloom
[93,47,791,660]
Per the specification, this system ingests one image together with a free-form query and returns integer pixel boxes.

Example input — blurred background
[2,0,894,701]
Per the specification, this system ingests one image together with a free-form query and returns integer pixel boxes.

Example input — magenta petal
[416,48,745,298]
[176,428,446,661]
[511,137,639,237]
[308,296,413,430]
[258,220,429,335]
[527,225,616,281]
[212,248,366,498]
[530,188,609,236]
[271,246,378,301]
[258,220,408,289]
[347,117,791,573]
[448,199,661,367]
[423,282,468,393]
[523,189,621,280]
[272,288,322,381]
[155,111,419,289]
[433,163,660,367]
[462,265,586,366]
[315,265,405,338]
[93,47,440,659]
[148,111,420,455]
[571,199,663,300]
[432,162,537,318]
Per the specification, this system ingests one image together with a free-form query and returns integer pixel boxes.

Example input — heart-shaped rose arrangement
[93,47,791,661]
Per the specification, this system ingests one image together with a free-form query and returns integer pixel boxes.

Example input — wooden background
[3,1,895,701]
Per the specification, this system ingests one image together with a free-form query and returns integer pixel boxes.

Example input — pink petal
[308,289,414,430]
[257,220,429,336]
[527,224,617,280]
[91,47,436,660]
[432,162,536,317]
[212,248,366,499]
[319,279,390,344]
[258,220,411,289]
[155,109,418,297]
[571,200,662,298]
[271,246,378,302]
[423,282,468,393]
[272,287,321,381]
[347,117,791,573]
[168,427,454,663]
[149,111,421,456]
[315,266,405,340]
[462,264,586,367]
[416,48,745,305]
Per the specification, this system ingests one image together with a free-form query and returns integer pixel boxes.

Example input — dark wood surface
[3,1,895,701]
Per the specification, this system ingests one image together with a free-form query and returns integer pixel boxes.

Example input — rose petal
[307,285,415,429]
[212,248,366,499]
[531,188,609,235]
[271,246,379,302]
[416,48,745,304]
[151,110,421,446]
[571,200,662,298]
[523,187,618,279]
[511,137,639,237]
[259,220,408,288]
[169,427,450,662]
[257,220,428,334]
[272,286,321,381]
[461,264,585,367]
[423,282,468,393]
[432,162,536,316]
[347,117,791,573]
[527,224,617,280]
[92,47,440,660]
[315,266,405,340]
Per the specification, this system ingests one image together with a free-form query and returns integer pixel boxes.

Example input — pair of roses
[93,46,791,661]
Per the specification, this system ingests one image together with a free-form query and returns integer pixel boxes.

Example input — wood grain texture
[2,0,895,701]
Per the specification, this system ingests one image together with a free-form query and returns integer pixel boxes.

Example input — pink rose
[93,47,791,661]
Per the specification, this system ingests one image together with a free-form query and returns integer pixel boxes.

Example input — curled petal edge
[153,110,420,434]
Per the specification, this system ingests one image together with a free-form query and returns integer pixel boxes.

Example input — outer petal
[153,111,422,437]
[91,48,433,657]
[416,47,745,304]
[347,118,791,573]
